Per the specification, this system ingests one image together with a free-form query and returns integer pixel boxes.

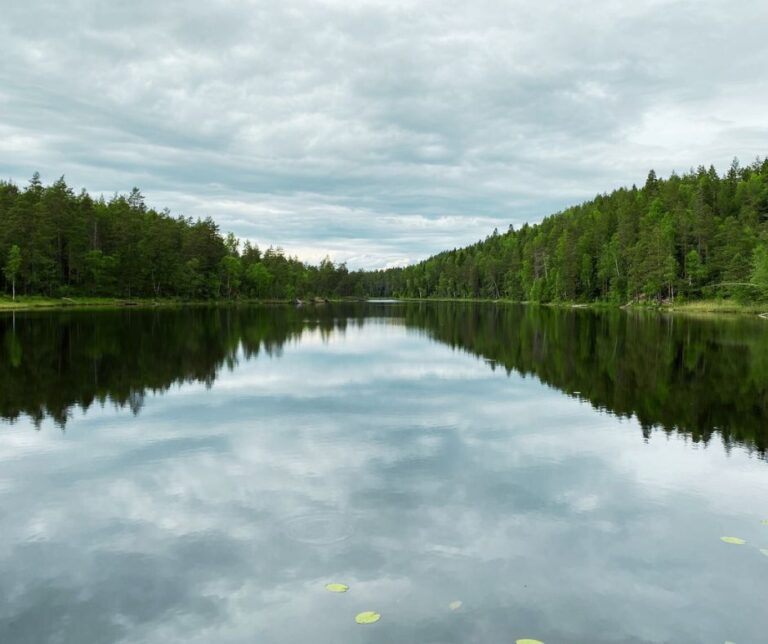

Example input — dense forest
[2,158,768,303]
[0,173,357,300]
[367,158,768,303]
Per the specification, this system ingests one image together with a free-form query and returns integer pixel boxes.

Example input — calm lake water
[1,303,767,643]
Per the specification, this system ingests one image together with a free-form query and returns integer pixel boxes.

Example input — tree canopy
[0,175,358,300]
[3,158,768,303]
[364,158,768,303]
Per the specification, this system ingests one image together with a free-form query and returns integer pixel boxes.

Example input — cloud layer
[2,0,767,267]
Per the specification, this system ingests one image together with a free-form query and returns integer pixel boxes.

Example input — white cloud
[1,0,767,267]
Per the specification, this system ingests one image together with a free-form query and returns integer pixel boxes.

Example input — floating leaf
[355,611,381,624]
[516,639,544,644]
[761,519,768,525]
[325,583,349,593]
[449,600,463,611]
[720,536,746,545]
[760,549,768,557]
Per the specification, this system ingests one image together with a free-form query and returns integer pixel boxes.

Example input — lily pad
[325,583,349,593]
[761,519,768,525]
[720,536,746,545]
[449,600,463,611]
[516,639,544,644]
[760,549,768,557]
[355,611,381,624]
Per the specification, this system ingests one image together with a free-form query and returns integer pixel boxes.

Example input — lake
[1,303,767,643]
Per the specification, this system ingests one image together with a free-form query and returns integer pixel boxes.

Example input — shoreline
[1,295,766,317]
[0,296,375,312]
[384,297,768,317]
[0,296,298,312]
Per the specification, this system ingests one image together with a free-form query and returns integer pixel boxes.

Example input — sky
[1,0,767,269]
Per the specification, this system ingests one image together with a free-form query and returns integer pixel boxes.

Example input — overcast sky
[1,0,767,269]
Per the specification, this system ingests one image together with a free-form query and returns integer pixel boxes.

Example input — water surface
[1,303,767,643]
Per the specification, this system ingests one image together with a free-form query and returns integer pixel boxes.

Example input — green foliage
[751,243,768,298]
[3,245,21,279]
[684,249,707,289]
[0,176,355,300]
[4,158,767,303]
[244,262,273,298]
[3,244,22,300]
[367,157,768,303]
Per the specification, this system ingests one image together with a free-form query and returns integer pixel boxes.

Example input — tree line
[3,158,768,303]
[367,158,768,303]
[0,174,359,300]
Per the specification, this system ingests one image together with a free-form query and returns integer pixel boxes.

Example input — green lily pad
[720,536,746,545]
[516,639,544,644]
[449,600,462,611]
[761,519,768,525]
[760,549,768,557]
[355,611,381,624]
[325,583,349,593]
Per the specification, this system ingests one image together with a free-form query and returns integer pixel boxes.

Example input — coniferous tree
[365,158,768,304]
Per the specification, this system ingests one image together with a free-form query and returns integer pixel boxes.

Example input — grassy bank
[396,296,768,316]
[0,295,368,311]
[658,300,768,315]
[557,299,766,316]
[0,296,211,311]
[0,296,304,311]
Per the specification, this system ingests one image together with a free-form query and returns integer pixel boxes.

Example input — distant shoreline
[1,295,766,317]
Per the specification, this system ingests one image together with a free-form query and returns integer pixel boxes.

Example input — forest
[2,158,768,303]
[0,173,357,300]
[367,157,768,303]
